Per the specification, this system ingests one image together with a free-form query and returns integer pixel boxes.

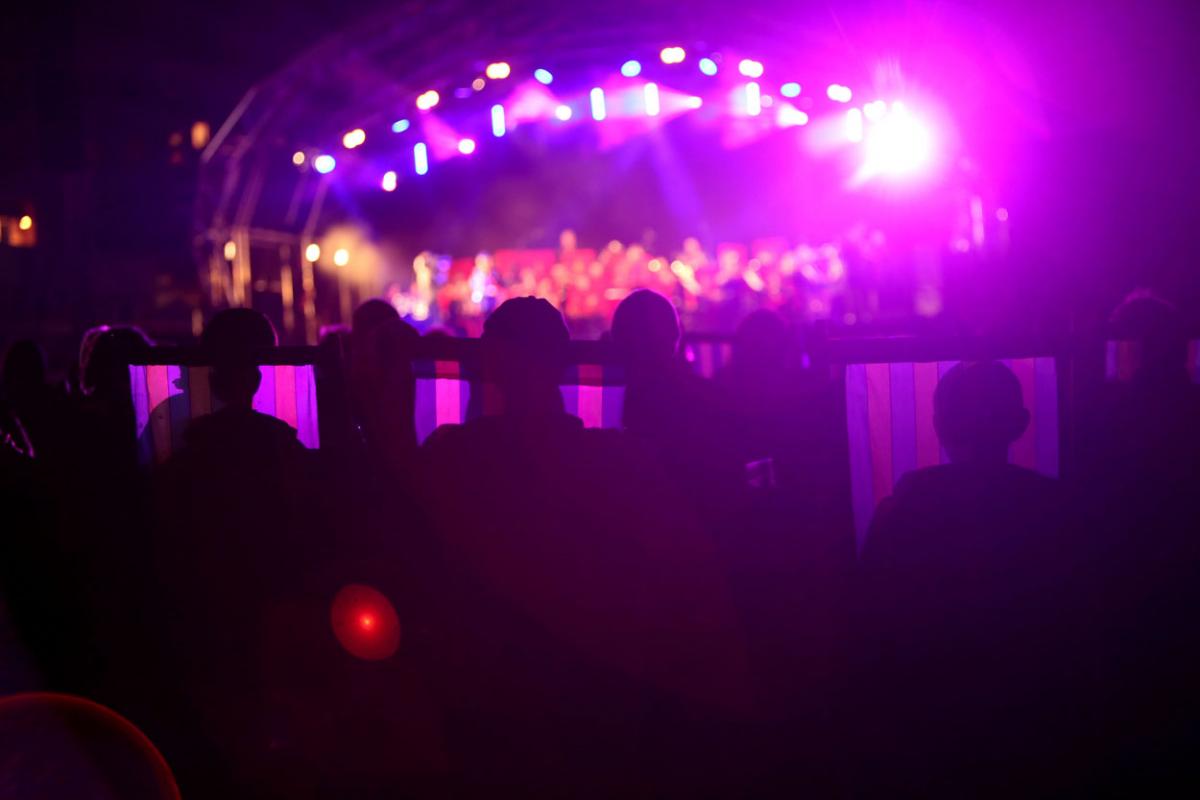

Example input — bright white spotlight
[391,119,410,133]
[861,104,935,179]
[458,138,476,155]
[413,142,429,175]
[776,104,809,127]
[485,62,511,80]
[381,170,397,191]
[342,128,366,149]
[621,60,642,77]
[313,154,336,174]
[738,59,764,78]
[660,46,686,64]
[845,107,864,143]
[745,82,761,116]
[292,150,306,166]
[491,104,506,137]
[698,57,718,76]
[304,243,321,262]
[827,84,853,103]
[643,82,660,116]
[780,82,801,98]
[333,248,350,267]
[863,100,887,121]
[223,240,236,260]
[684,96,703,109]
[416,90,440,111]
[554,104,573,121]
[534,68,554,84]
[590,87,607,121]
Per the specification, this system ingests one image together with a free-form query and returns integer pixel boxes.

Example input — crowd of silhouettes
[0,288,1197,797]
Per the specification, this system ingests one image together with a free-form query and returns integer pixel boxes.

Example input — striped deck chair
[841,345,1060,551]
[129,354,321,466]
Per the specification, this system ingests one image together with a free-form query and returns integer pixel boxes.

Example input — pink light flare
[856,101,936,183]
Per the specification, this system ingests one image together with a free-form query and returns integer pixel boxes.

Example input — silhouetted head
[201,309,278,409]
[611,289,680,370]
[482,297,569,412]
[350,299,406,389]
[352,299,400,336]
[733,310,788,372]
[934,361,1030,465]
[1109,291,1188,385]
[2,341,47,400]
[82,327,152,398]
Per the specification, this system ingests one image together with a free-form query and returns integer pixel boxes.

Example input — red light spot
[331,584,401,660]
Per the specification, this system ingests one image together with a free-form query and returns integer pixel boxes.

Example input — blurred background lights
[491,104,506,136]
[861,103,935,179]
[391,119,410,133]
[413,142,429,174]
[845,107,864,143]
[471,77,486,91]
[485,61,511,80]
[330,584,401,661]
[746,82,762,116]
[304,243,321,262]
[827,84,853,103]
[698,57,718,76]
[555,103,573,121]
[223,240,236,260]
[333,248,350,267]
[342,128,366,149]
[620,59,642,77]
[660,46,686,64]
[291,150,306,165]
[643,82,660,116]
[738,59,764,78]
[18,215,33,231]
[776,105,809,127]
[685,96,703,109]
[590,87,606,120]
[313,154,336,174]
[416,90,440,110]
[780,82,801,98]
[863,100,888,121]
[534,68,553,84]
[458,137,476,155]
[381,170,397,191]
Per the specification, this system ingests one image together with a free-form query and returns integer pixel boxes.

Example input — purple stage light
[458,137,476,155]
[413,142,429,175]
[391,119,410,133]
[381,170,397,191]
[554,103,573,121]
[313,154,336,174]
[746,82,762,116]
[698,57,718,76]
[621,59,642,78]
[534,68,553,84]
[643,82,660,116]
[860,102,935,180]
[491,104,506,137]
[590,87,607,121]
[738,59,764,78]
[780,82,801,98]
[827,84,853,103]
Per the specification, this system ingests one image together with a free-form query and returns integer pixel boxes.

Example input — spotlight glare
[223,240,236,260]
[491,104,506,137]
[381,170,397,191]
[304,243,320,262]
[342,128,366,149]
[291,150,306,165]
[416,90,440,111]
[590,87,607,121]
[18,215,33,231]
[554,103,573,121]
[534,68,553,84]
[685,95,703,109]
[471,77,486,91]
[738,59,764,78]
[827,84,853,103]
[485,62,511,80]
[776,104,809,127]
[862,104,935,178]
[698,57,718,76]
[746,82,761,116]
[660,46,686,64]
[780,82,801,98]
[845,107,864,142]
[458,137,476,155]
[643,82,660,116]
[413,142,429,175]
[333,248,350,267]
[391,118,410,133]
[313,154,336,174]
[863,100,887,121]
[620,59,642,77]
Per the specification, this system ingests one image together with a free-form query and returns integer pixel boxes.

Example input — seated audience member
[610,289,739,512]
[422,297,749,795]
[856,361,1085,795]
[349,299,420,464]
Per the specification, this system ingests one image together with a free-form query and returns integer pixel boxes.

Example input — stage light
[491,104,506,137]
[698,57,718,76]
[861,103,934,179]
[590,87,607,121]
[621,59,642,77]
[863,100,887,121]
[413,142,429,174]
[746,82,761,116]
[534,68,553,84]
[776,104,809,127]
[485,62,511,80]
[845,107,864,142]
[331,584,401,661]
[304,243,320,262]
[416,90,440,111]
[781,82,801,98]
[381,170,397,191]
[660,46,685,64]
[996,207,1010,222]
[827,84,853,103]
[18,215,33,231]
[391,119,410,133]
[738,59,764,78]
[313,154,336,174]
[458,137,476,154]
[685,96,703,109]
[223,240,236,260]
[554,104,573,121]
[291,150,306,166]
[191,121,210,150]
[342,128,366,149]
[334,248,350,267]
[644,82,660,116]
